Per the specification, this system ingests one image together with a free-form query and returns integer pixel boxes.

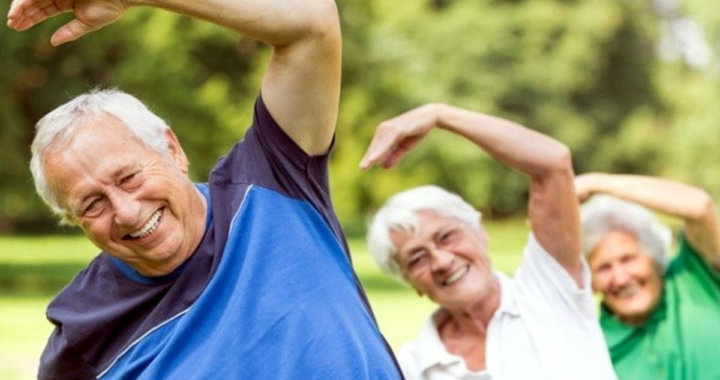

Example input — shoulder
[516,233,592,292]
[668,235,720,282]
[48,254,115,310]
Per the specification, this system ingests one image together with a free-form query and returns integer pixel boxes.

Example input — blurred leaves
[2,0,719,233]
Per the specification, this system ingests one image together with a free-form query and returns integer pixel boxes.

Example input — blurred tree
[653,0,720,198]
[1,0,717,233]
[346,0,666,219]
[0,7,267,233]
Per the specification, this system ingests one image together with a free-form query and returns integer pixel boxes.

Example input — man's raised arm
[7,0,341,155]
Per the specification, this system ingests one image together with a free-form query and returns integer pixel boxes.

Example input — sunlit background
[1,0,718,378]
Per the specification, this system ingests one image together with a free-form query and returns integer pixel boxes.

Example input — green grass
[0,219,527,379]
[0,235,97,380]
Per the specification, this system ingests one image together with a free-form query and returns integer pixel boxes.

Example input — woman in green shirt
[576,173,720,380]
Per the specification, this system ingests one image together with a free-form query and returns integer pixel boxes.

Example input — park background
[1,0,719,378]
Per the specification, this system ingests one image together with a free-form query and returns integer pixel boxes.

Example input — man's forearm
[130,0,337,47]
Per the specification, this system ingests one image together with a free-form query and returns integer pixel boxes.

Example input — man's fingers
[7,0,64,31]
[8,0,125,45]
[7,8,43,31]
[50,19,91,46]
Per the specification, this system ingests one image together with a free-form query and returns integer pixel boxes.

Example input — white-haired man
[7,0,402,378]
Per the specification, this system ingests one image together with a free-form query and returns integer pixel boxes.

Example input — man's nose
[110,191,141,227]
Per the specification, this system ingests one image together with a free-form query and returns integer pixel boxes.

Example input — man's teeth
[129,210,162,239]
[443,266,469,286]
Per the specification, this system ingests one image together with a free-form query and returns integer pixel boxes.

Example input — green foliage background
[1,0,719,233]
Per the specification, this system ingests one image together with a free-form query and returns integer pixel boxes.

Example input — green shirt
[600,235,720,380]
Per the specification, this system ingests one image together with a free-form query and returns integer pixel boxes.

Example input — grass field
[0,219,527,380]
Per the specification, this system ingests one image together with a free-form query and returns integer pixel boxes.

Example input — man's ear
[165,128,190,174]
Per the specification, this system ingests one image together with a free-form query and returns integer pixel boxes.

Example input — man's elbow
[305,0,341,43]
[270,0,340,49]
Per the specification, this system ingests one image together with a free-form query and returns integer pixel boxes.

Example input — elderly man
[363,103,617,380]
[7,0,402,378]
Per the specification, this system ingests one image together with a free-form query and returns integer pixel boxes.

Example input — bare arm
[361,103,583,285]
[7,0,341,155]
[576,173,720,269]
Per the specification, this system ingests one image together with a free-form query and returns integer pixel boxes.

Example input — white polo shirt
[396,233,618,380]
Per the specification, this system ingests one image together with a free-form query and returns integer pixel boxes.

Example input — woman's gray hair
[580,194,673,270]
[366,185,482,283]
[30,88,171,224]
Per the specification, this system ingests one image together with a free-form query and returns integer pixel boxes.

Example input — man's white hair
[30,88,170,225]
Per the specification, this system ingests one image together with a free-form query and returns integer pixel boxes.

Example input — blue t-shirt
[38,97,402,380]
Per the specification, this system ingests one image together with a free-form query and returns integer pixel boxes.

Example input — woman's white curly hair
[580,194,673,271]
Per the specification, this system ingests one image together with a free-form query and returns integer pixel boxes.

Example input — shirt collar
[410,271,520,373]
[493,271,521,318]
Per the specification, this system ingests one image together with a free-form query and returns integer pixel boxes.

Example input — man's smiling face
[44,114,207,276]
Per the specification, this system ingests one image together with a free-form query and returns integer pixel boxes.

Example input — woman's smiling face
[588,230,664,325]
[391,211,495,310]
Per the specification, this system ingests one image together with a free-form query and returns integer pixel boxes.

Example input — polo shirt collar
[411,271,520,373]
[494,271,521,318]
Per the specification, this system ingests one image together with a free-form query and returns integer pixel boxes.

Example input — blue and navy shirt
[39,96,402,380]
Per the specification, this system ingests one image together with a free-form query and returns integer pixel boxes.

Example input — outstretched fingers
[360,130,398,170]
[50,17,95,45]
[360,124,422,170]
[8,0,127,46]
[360,107,437,170]
[7,0,66,31]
